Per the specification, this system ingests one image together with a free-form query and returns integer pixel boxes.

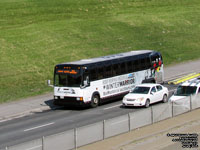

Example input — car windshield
[131,86,150,94]
[175,86,197,96]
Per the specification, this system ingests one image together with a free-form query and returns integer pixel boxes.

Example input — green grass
[0,0,200,103]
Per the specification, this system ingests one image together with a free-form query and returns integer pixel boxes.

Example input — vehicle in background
[48,50,164,108]
[122,83,168,108]
[169,78,200,102]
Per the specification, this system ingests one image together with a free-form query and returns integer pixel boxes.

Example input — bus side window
[98,67,104,80]
[146,57,151,68]
[127,61,133,73]
[113,64,120,76]
[105,65,112,78]
[120,63,126,75]
[133,60,139,72]
[90,69,97,81]
[140,58,146,70]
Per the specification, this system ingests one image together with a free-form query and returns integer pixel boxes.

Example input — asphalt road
[0,84,176,148]
[1,59,200,149]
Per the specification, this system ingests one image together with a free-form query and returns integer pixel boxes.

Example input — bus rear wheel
[91,94,99,108]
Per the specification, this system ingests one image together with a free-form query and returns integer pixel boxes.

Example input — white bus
[48,50,164,107]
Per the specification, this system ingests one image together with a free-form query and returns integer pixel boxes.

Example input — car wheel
[145,99,150,108]
[91,94,99,108]
[162,94,168,103]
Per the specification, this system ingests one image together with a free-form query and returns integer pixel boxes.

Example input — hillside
[0,0,200,103]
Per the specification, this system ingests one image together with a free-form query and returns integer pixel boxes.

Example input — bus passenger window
[90,69,97,81]
[120,63,126,74]
[98,68,104,80]
[133,60,139,71]
[113,64,120,76]
[127,61,133,73]
[105,66,112,78]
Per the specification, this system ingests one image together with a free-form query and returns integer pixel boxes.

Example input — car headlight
[136,97,144,101]
[123,97,127,101]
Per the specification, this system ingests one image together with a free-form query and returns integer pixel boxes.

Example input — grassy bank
[0,0,200,103]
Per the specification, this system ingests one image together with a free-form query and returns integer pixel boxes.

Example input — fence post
[74,128,77,150]
[172,101,174,117]
[42,136,44,150]
[103,120,105,140]
[128,113,131,132]
[190,95,192,111]
[151,106,153,124]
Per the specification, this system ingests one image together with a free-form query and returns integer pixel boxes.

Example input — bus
[48,50,164,108]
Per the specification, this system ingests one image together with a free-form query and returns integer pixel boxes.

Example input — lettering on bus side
[102,74,135,96]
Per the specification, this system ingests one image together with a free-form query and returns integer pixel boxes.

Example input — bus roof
[58,50,157,66]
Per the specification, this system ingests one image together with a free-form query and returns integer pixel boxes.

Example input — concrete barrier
[191,94,200,110]
[77,122,103,147]
[152,102,172,123]
[129,107,152,130]
[172,97,191,116]
[104,114,129,138]
[43,129,74,150]
[8,139,42,150]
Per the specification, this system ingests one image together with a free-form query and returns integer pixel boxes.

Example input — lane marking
[168,72,200,85]
[0,118,12,123]
[104,104,122,110]
[24,122,55,132]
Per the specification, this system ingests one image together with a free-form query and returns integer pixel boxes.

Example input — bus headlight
[77,97,83,101]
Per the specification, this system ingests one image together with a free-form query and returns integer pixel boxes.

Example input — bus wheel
[91,94,99,108]
[145,99,150,108]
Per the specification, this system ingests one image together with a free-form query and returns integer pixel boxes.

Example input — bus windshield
[175,86,197,96]
[54,74,81,87]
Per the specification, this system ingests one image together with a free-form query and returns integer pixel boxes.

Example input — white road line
[104,104,122,110]
[24,122,55,132]
[0,118,12,123]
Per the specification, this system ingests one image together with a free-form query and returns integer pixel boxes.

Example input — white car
[122,83,169,108]
[169,78,200,102]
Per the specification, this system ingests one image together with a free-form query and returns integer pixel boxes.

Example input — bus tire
[145,99,150,108]
[91,94,99,108]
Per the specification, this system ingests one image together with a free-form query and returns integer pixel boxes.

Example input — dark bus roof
[57,50,159,67]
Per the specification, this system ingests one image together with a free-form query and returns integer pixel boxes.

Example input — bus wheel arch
[90,92,100,108]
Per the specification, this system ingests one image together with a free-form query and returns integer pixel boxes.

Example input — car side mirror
[150,92,154,95]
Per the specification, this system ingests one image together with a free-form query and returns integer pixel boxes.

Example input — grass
[0,0,200,103]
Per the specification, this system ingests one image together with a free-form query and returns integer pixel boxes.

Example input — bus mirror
[84,80,88,86]
[81,76,90,88]
[47,80,53,87]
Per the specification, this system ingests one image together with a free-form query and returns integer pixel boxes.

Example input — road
[1,58,200,149]
[0,84,175,148]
